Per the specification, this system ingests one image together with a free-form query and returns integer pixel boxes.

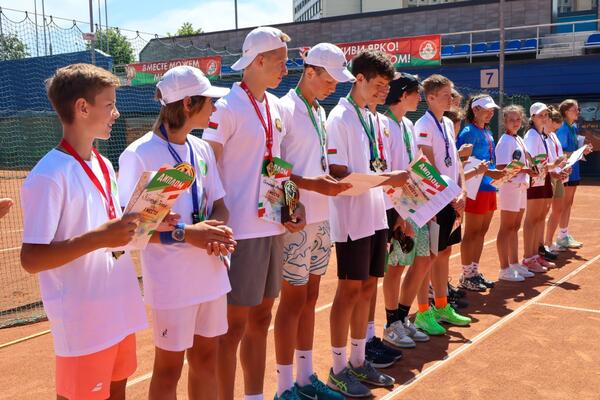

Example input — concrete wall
[140,0,553,62]
[322,0,361,17]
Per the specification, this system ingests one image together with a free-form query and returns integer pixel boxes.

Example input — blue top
[556,122,580,182]
[457,123,497,192]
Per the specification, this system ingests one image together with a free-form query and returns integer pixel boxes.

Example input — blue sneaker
[295,373,344,399]
[274,385,302,400]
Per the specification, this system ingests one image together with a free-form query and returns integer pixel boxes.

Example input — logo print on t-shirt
[161,329,168,338]
[512,149,522,160]
[275,118,283,132]
[91,383,103,392]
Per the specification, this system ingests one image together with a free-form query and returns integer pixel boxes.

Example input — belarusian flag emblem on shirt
[419,132,428,138]
[208,121,219,130]
[327,149,337,155]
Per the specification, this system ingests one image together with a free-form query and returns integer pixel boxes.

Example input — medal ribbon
[59,139,116,219]
[347,95,382,161]
[386,110,413,163]
[241,81,273,161]
[427,110,451,164]
[294,87,327,169]
[159,124,204,222]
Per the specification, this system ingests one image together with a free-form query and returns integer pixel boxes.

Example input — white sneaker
[499,266,525,282]
[549,242,567,252]
[512,264,535,278]
[404,317,430,342]
[383,320,416,348]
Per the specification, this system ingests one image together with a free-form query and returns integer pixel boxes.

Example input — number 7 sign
[480,69,499,88]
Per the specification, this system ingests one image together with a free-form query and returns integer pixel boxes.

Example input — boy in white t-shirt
[326,50,410,398]
[203,27,306,400]
[414,74,471,336]
[118,66,236,400]
[20,64,147,400]
[273,43,354,400]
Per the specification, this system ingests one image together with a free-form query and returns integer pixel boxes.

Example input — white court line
[380,252,600,400]
[535,302,600,315]
[0,246,20,253]
[128,237,499,388]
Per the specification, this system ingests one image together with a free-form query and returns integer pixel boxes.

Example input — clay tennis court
[1,182,599,399]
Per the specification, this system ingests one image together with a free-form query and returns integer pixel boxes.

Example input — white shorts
[151,295,228,352]
[282,221,332,286]
[499,183,527,212]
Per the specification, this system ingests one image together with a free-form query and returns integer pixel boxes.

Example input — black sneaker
[448,281,466,298]
[475,272,495,288]
[448,292,469,309]
[459,274,487,292]
[539,245,558,261]
[368,336,403,361]
[365,337,397,368]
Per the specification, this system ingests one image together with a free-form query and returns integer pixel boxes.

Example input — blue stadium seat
[453,44,471,56]
[521,38,538,51]
[486,41,500,53]
[505,39,521,52]
[294,58,305,66]
[585,33,600,47]
[472,42,487,54]
[441,45,454,58]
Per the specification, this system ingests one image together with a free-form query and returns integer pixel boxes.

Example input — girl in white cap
[118,65,236,400]
[456,94,507,291]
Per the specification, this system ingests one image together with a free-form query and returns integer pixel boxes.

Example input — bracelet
[159,231,177,245]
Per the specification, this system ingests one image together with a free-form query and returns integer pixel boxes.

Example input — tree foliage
[0,34,29,61]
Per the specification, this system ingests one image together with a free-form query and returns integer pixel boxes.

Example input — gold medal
[266,160,276,177]
[384,127,390,137]
[174,162,196,179]
[275,118,283,132]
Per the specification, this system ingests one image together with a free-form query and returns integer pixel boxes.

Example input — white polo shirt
[523,128,550,160]
[495,133,530,186]
[21,150,147,357]
[326,97,387,242]
[279,89,329,225]
[415,111,460,182]
[203,83,287,240]
[118,132,231,310]
[386,114,417,171]
[547,131,564,172]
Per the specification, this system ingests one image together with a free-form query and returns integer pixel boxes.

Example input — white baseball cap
[231,26,290,71]
[471,95,499,110]
[156,65,229,105]
[530,102,549,116]
[303,43,355,83]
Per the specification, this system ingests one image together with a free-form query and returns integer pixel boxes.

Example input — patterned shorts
[282,221,332,286]
[388,219,430,267]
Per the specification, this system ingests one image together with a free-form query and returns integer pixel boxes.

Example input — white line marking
[535,302,600,315]
[380,253,600,399]
[127,236,500,388]
[0,246,20,253]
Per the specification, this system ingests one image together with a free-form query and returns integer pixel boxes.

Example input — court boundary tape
[534,302,600,315]
[380,252,600,400]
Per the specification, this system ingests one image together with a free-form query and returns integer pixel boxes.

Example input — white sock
[558,228,569,240]
[295,349,314,387]
[244,395,264,400]
[366,321,375,341]
[331,346,347,375]
[349,338,366,368]
[462,263,477,278]
[276,364,294,396]
[509,263,521,269]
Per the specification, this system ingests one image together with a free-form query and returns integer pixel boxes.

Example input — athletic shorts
[151,295,228,352]
[552,178,565,199]
[228,234,284,306]
[435,204,462,252]
[386,208,399,243]
[564,180,580,187]
[56,334,136,400]
[527,175,553,199]
[388,219,430,267]
[282,221,332,286]
[335,229,388,280]
[465,190,497,214]
[499,183,527,212]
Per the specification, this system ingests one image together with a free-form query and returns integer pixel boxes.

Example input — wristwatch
[171,222,186,242]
